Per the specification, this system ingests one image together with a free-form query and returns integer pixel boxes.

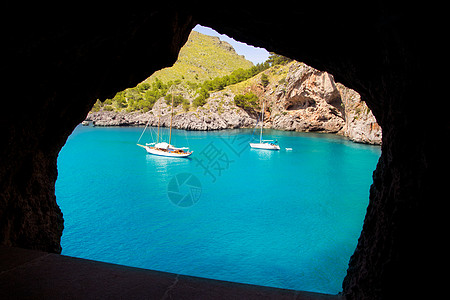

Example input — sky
[193,25,270,65]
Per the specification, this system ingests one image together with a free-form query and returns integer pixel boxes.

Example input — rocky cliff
[87,61,381,144]
[264,62,381,144]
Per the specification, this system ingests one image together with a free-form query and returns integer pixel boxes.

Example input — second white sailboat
[250,101,280,150]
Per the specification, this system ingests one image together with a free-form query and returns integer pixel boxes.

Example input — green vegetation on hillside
[260,73,269,87]
[201,62,270,91]
[265,53,292,66]
[234,92,259,112]
[165,93,188,108]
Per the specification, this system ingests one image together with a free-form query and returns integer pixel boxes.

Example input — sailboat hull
[137,144,192,157]
[145,146,192,157]
[250,143,280,150]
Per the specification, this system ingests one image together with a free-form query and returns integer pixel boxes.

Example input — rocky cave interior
[1,2,447,299]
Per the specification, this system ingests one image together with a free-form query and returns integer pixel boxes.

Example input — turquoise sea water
[56,125,380,294]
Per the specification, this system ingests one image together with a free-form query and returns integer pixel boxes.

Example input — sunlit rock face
[2,2,446,299]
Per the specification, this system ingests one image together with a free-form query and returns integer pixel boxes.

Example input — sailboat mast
[157,113,160,144]
[169,93,174,145]
[260,101,264,143]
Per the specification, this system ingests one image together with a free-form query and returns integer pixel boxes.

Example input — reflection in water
[146,154,191,178]
[250,148,279,160]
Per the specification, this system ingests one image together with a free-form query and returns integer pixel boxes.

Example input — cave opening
[54,25,381,295]
[3,3,446,299]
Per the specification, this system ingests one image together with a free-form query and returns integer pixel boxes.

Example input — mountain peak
[145,31,254,84]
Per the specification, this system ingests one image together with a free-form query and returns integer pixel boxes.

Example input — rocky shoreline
[86,92,256,131]
[85,62,381,145]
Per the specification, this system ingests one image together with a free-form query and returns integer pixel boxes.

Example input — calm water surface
[56,125,380,294]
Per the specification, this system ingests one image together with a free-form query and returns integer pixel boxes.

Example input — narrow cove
[55,125,380,294]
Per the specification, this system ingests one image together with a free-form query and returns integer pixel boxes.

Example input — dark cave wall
[195,4,447,298]
[1,4,196,253]
[2,2,447,299]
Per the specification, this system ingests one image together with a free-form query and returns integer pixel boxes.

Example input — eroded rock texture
[2,2,447,299]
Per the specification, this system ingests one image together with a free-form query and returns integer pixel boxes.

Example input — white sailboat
[137,94,193,158]
[250,101,280,150]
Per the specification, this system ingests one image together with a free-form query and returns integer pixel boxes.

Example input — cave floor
[0,246,340,299]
